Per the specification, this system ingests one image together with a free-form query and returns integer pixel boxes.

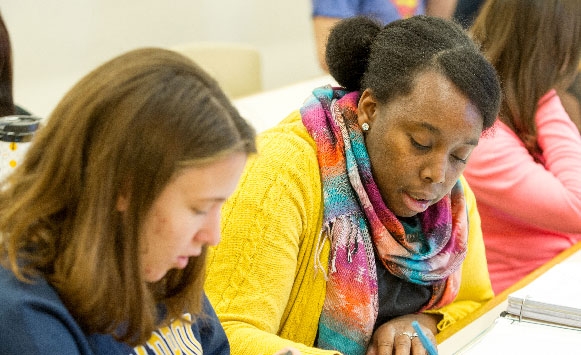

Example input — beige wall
[1,0,323,118]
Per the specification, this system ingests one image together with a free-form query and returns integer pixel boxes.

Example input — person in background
[205,15,501,355]
[558,67,581,133]
[0,47,257,354]
[0,11,30,116]
[452,0,484,29]
[311,0,458,71]
[464,0,581,295]
[453,0,581,133]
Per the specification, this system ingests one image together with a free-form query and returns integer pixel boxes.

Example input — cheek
[146,210,171,239]
[140,215,184,282]
[141,211,180,259]
[446,163,466,186]
[367,138,407,199]
[152,215,168,235]
[367,134,412,180]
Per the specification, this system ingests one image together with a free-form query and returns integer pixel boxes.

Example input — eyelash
[410,137,430,151]
[410,137,467,164]
[453,156,468,164]
[192,208,209,215]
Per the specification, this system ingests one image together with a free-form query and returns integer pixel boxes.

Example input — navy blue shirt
[0,265,229,354]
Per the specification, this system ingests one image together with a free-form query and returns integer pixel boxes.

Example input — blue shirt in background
[312,0,425,24]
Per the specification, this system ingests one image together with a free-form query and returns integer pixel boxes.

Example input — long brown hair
[0,47,256,345]
[471,0,581,159]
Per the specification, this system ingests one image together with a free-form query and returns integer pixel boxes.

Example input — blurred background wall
[1,0,323,118]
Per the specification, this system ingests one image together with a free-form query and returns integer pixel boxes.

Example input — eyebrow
[416,121,479,146]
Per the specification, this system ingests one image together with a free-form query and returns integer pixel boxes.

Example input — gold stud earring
[361,122,370,132]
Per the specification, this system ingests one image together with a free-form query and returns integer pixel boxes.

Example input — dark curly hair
[325,15,501,131]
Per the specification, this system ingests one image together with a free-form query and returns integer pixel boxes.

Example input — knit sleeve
[205,112,340,355]
[426,176,494,336]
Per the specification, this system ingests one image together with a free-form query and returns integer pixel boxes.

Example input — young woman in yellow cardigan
[205,16,501,355]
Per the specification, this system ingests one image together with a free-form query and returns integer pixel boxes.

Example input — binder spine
[518,296,530,323]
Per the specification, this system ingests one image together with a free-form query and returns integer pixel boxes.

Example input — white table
[233,75,337,133]
[437,243,581,354]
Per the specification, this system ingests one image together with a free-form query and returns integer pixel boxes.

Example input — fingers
[272,347,301,355]
[367,315,439,355]
[369,331,435,355]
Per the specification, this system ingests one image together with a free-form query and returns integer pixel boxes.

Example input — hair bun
[325,16,382,92]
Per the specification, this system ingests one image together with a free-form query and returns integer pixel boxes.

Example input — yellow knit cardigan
[205,111,494,355]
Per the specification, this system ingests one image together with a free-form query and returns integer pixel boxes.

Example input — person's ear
[357,89,378,130]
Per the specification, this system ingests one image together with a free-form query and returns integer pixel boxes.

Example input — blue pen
[411,320,438,355]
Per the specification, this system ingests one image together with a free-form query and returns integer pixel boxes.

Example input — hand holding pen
[412,320,438,355]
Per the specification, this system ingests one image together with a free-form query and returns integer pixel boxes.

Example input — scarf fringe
[316,216,363,278]
[314,227,330,280]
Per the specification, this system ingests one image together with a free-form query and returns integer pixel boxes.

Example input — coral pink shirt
[464,90,581,294]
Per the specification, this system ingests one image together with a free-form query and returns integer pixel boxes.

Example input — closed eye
[192,208,209,215]
[192,201,224,216]
[451,155,468,164]
[410,137,430,151]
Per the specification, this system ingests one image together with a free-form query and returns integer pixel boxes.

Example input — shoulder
[221,110,322,230]
[250,111,320,181]
[537,89,580,129]
[259,110,317,150]
[0,265,66,319]
[0,265,93,354]
[465,119,525,171]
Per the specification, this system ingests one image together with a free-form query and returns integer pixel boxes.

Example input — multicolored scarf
[300,86,468,355]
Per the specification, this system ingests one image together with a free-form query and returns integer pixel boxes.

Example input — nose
[420,157,446,184]
[196,206,222,246]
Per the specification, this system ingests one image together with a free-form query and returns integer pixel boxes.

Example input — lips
[402,191,434,214]
[407,191,437,202]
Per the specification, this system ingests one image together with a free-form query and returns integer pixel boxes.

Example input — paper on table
[455,316,581,354]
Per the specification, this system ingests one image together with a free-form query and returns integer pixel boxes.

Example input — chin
[145,272,167,283]
[393,208,418,218]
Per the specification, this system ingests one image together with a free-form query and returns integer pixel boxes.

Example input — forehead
[381,71,483,138]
